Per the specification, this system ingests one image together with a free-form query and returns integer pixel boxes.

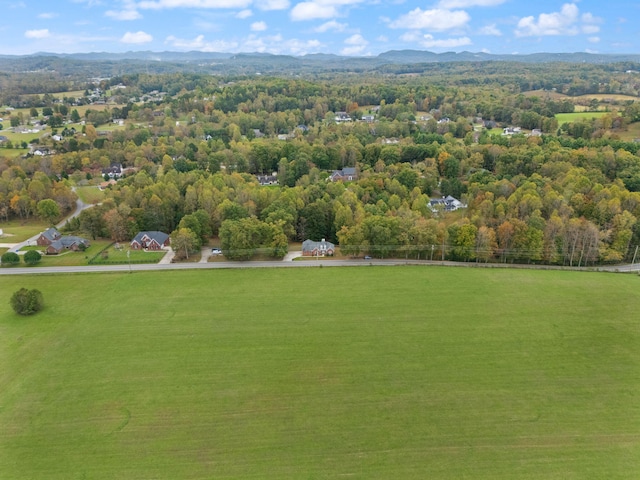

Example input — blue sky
[1,1,638,56]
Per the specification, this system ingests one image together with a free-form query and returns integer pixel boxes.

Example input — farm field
[576,93,639,103]
[555,111,619,126]
[1,267,639,479]
[618,121,640,141]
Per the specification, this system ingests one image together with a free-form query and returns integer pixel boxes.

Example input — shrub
[10,288,44,316]
[1,251,20,266]
[23,250,42,265]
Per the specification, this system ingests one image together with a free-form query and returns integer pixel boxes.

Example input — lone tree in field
[10,288,44,316]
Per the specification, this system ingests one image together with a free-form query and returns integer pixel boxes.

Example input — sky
[0,0,638,57]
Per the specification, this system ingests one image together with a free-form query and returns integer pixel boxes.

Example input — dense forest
[2,60,640,265]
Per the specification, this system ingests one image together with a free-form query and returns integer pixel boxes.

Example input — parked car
[211,248,222,255]
[364,255,372,260]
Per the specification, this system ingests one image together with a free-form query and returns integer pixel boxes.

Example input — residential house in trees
[429,196,467,213]
[256,173,278,186]
[130,231,170,251]
[302,239,335,257]
[329,167,358,182]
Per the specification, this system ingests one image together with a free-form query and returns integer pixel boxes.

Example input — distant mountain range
[1,50,639,76]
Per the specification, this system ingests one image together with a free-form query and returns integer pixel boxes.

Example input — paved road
[7,187,95,254]
[1,257,638,276]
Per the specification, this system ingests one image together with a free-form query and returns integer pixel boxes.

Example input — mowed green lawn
[1,267,639,479]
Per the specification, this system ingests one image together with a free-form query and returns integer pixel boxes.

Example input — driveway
[7,187,96,254]
[282,250,302,261]
[158,247,175,265]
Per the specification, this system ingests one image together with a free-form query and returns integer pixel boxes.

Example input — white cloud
[340,33,368,56]
[588,36,600,44]
[120,31,153,43]
[256,0,289,10]
[38,12,58,19]
[290,2,338,21]
[136,0,252,10]
[164,33,323,55]
[479,24,501,36]
[290,0,365,21]
[401,31,471,48]
[251,21,267,31]
[165,35,240,52]
[377,35,388,42]
[25,29,51,39]
[437,0,505,7]
[582,25,600,34]
[105,9,142,20]
[236,9,252,18]
[314,20,347,33]
[390,8,470,31]
[419,34,471,48]
[514,3,601,37]
[165,34,207,49]
[345,33,366,45]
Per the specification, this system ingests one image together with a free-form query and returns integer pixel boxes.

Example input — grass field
[0,148,25,158]
[618,121,640,142]
[1,267,639,479]
[89,244,166,264]
[576,94,639,103]
[555,111,620,126]
[74,186,105,204]
[0,219,48,242]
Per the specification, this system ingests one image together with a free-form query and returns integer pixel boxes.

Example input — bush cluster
[10,288,44,316]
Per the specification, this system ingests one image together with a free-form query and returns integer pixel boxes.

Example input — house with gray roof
[36,227,90,254]
[302,239,335,257]
[46,236,90,255]
[36,227,63,246]
[329,167,358,182]
[429,195,467,213]
[130,231,170,251]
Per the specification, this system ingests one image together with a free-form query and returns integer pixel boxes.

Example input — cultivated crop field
[1,267,639,479]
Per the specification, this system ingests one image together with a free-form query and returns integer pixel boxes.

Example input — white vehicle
[211,248,222,255]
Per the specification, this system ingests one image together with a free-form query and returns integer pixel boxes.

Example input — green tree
[10,288,44,315]
[219,218,266,261]
[36,199,60,224]
[79,206,107,240]
[1,251,20,265]
[23,250,42,265]
[170,227,200,260]
[70,109,81,123]
[448,222,478,261]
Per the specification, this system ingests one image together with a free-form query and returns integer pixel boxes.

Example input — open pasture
[522,89,570,100]
[576,93,639,103]
[555,111,620,126]
[618,121,640,141]
[1,267,639,479]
